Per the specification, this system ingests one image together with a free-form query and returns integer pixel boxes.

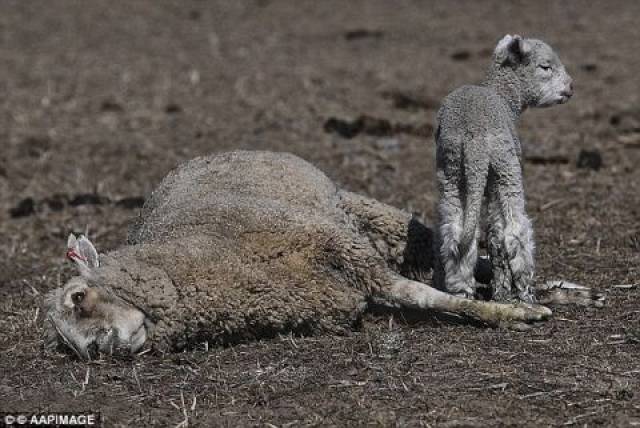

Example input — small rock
[165,103,182,114]
[10,198,36,218]
[115,196,145,209]
[576,149,603,171]
[100,99,124,112]
[344,29,384,41]
[68,193,110,207]
[381,90,438,111]
[44,194,67,211]
[525,154,570,165]
[579,63,598,72]
[451,50,471,61]
[609,115,621,126]
[324,117,362,139]
[20,136,51,158]
[358,115,393,137]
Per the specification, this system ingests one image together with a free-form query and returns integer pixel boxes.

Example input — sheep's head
[42,234,148,359]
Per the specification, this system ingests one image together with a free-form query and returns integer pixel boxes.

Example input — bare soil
[1,1,639,426]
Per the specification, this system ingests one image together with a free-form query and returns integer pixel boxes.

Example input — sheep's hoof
[520,302,552,321]
[536,280,605,308]
[500,303,553,331]
[502,321,537,331]
[497,303,552,331]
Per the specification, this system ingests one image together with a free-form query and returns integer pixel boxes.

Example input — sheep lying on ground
[43,151,602,359]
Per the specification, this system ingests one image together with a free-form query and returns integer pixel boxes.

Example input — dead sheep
[42,151,602,359]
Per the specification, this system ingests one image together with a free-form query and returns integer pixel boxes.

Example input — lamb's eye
[538,64,552,71]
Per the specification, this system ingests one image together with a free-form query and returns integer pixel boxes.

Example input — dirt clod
[344,29,384,41]
[576,149,603,170]
[451,50,471,61]
[9,197,35,218]
[381,90,439,111]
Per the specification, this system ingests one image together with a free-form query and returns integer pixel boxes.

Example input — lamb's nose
[565,82,573,98]
[562,82,574,98]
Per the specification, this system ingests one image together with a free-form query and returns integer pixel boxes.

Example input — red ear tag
[66,249,88,262]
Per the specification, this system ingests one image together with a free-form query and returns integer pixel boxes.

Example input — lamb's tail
[459,146,489,254]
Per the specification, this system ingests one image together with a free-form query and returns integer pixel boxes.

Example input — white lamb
[433,35,574,303]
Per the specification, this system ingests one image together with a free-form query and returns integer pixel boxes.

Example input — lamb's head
[491,34,573,108]
[42,234,148,359]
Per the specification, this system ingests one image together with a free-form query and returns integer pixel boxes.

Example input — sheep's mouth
[48,316,147,361]
[48,316,89,360]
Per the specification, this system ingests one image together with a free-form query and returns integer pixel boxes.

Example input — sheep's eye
[71,291,85,305]
[538,64,552,71]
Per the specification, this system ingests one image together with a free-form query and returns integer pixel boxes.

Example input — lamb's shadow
[373,217,494,327]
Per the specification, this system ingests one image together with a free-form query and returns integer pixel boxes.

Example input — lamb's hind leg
[386,273,551,327]
[434,175,477,298]
[486,175,512,301]
[474,255,605,308]
[489,160,536,303]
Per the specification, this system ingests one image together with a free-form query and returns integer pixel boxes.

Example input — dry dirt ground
[1,1,639,426]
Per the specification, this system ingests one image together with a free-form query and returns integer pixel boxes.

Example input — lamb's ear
[66,233,100,275]
[495,34,531,65]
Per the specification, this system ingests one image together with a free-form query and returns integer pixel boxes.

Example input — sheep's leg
[535,280,605,307]
[473,260,605,308]
[337,189,604,309]
[319,224,541,327]
[388,274,551,327]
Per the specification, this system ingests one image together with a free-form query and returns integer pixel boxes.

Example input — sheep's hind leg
[535,280,605,308]
[387,274,551,328]
[473,261,605,308]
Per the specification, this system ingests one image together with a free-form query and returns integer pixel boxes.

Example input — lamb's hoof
[536,280,605,308]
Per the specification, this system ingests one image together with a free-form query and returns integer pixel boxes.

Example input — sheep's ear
[494,34,531,65]
[66,233,100,275]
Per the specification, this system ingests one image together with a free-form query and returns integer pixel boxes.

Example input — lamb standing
[434,35,574,303]
[42,152,600,359]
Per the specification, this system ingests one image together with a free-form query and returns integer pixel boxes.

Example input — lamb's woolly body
[91,152,431,351]
[433,36,572,302]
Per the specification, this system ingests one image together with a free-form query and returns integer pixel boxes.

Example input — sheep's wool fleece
[95,152,375,351]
